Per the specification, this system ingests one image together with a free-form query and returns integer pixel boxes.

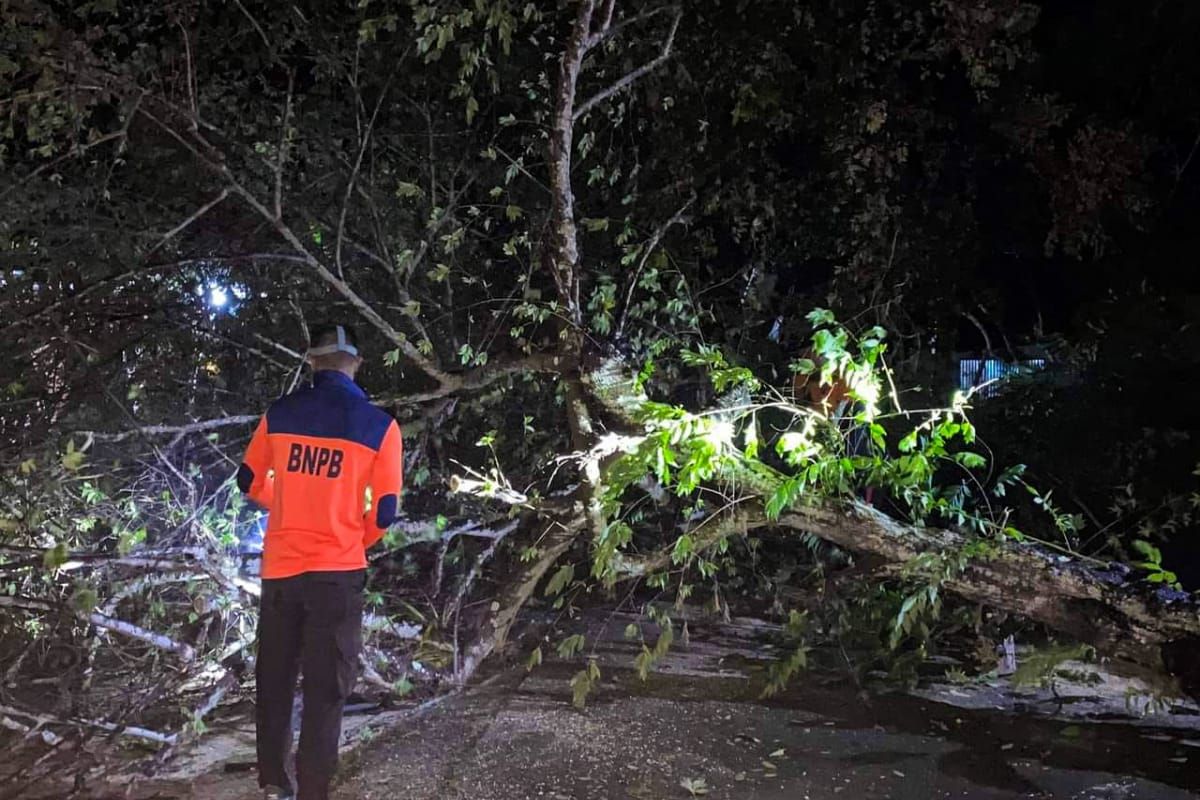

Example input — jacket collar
[312,370,367,399]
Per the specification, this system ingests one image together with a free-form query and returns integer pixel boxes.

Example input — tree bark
[546,0,595,327]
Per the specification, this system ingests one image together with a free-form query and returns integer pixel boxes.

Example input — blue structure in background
[958,357,1047,399]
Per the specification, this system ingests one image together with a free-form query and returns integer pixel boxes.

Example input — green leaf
[70,583,99,614]
[805,308,836,327]
[955,452,987,469]
[61,439,85,471]
[569,661,599,708]
[440,227,466,254]
[671,534,694,564]
[396,181,423,199]
[1002,526,1025,541]
[556,633,586,658]
[1131,539,1161,565]
[544,563,575,597]
[765,476,803,519]
[789,358,816,375]
[43,542,70,570]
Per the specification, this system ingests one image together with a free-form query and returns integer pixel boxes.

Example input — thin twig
[145,188,229,257]
[573,7,682,121]
[615,195,694,338]
[587,4,677,50]
[232,0,272,53]
[273,71,295,221]
[337,74,395,279]
[176,21,198,124]
[0,131,126,201]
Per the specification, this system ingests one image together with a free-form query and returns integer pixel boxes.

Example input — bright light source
[209,284,229,308]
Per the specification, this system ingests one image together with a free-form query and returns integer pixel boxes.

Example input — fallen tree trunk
[618,499,1200,683]
[786,503,1200,678]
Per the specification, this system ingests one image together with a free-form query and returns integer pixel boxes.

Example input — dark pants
[256,569,364,800]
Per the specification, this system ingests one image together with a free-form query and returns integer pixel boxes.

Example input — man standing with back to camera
[237,323,403,800]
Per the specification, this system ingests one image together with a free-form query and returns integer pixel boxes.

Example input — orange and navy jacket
[236,370,402,579]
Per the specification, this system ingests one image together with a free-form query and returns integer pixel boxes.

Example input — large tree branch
[455,514,588,685]
[83,415,260,442]
[135,102,455,387]
[78,351,567,442]
[226,182,457,386]
[595,0,617,38]
[546,0,596,326]
[618,498,1200,674]
[0,596,196,662]
[573,6,682,121]
[382,350,568,404]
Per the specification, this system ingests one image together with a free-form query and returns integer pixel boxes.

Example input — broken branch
[0,596,196,662]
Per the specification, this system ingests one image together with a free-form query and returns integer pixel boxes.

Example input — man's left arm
[364,420,403,549]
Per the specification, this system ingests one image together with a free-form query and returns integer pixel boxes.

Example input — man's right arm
[237,415,274,508]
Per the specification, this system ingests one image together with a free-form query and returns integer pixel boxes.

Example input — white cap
[307,324,359,357]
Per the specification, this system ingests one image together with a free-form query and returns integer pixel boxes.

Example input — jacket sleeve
[364,420,403,549]
[236,415,274,509]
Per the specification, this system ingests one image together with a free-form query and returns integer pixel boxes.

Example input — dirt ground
[14,611,1200,800]
[161,664,1200,800]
